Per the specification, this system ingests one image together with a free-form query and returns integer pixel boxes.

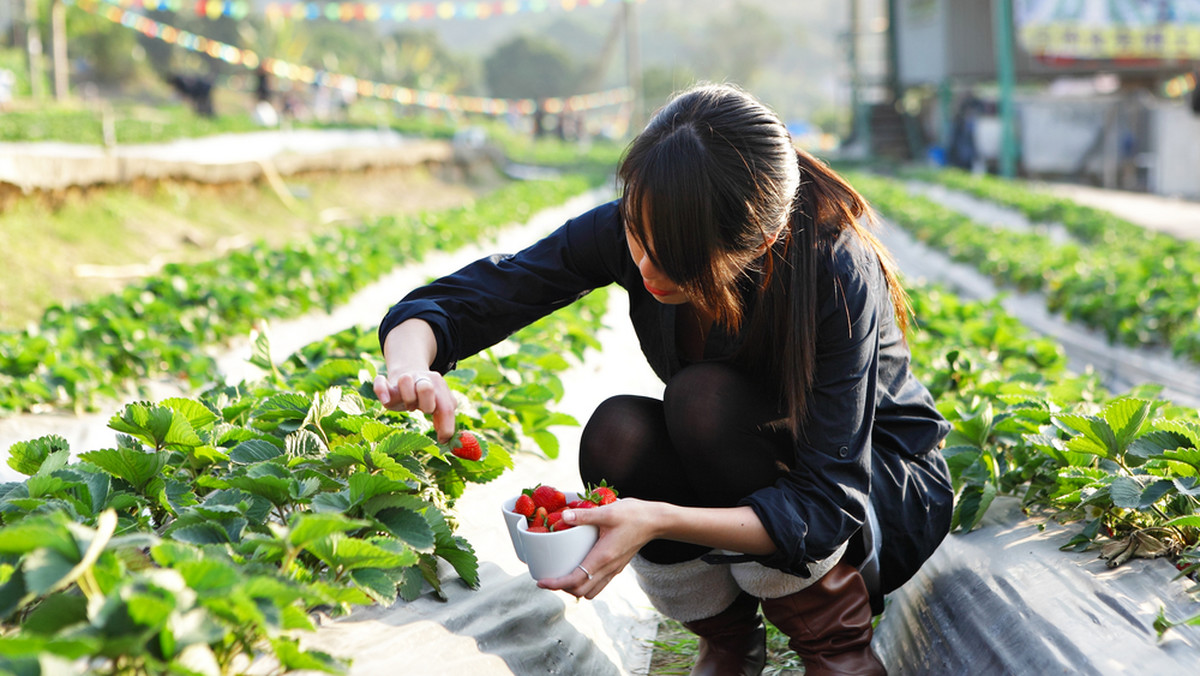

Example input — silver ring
[413,376,432,387]
[577,564,593,581]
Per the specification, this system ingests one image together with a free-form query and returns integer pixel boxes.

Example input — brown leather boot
[757,563,885,676]
[680,591,766,676]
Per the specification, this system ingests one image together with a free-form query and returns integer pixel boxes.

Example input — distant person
[1191,72,1200,116]
[374,83,953,675]
[167,72,215,118]
[254,64,271,104]
[0,69,13,111]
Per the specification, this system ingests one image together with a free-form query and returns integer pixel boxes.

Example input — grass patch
[645,617,806,675]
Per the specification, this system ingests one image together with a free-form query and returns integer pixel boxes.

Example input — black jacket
[380,199,953,599]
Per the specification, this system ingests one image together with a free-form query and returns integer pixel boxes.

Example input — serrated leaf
[350,568,398,604]
[348,473,408,505]
[6,436,70,477]
[287,513,371,548]
[1110,476,1144,509]
[175,559,240,593]
[228,439,283,464]
[159,398,219,432]
[1155,419,1200,448]
[952,482,997,533]
[285,429,325,458]
[109,403,202,450]
[1130,430,1193,460]
[374,507,435,551]
[376,431,435,457]
[305,534,417,571]
[253,393,312,422]
[1102,398,1153,450]
[78,448,169,493]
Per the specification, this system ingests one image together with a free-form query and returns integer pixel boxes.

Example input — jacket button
[838,446,848,458]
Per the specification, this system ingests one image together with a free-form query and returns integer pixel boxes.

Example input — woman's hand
[536,498,663,599]
[374,319,457,443]
[373,371,457,443]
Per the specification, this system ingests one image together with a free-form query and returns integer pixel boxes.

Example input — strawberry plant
[905,281,1200,634]
[0,277,608,672]
[0,174,602,415]
[852,171,1200,363]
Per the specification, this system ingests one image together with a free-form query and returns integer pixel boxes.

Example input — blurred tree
[640,64,697,117]
[691,1,783,88]
[62,11,139,86]
[484,34,577,100]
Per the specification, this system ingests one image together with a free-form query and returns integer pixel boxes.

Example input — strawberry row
[0,173,597,415]
[851,171,1200,362]
[905,280,1200,636]
[0,281,610,673]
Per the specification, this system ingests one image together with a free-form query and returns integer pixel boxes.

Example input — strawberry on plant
[514,494,536,518]
[450,431,483,461]
[530,485,567,513]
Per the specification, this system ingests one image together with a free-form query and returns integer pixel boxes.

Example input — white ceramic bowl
[500,491,599,580]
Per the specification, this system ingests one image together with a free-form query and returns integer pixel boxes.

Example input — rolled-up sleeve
[739,239,882,574]
[378,200,625,372]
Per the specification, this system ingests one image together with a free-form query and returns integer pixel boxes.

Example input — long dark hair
[618,83,910,433]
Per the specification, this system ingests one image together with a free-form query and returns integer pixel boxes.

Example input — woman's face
[625,224,691,305]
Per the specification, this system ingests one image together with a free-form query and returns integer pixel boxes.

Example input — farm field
[1,135,1199,674]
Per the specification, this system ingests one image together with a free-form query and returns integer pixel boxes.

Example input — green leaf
[1102,398,1153,451]
[376,431,435,457]
[305,534,417,571]
[1162,514,1200,528]
[78,448,169,492]
[952,482,998,533]
[1130,430,1194,460]
[228,439,283,464]
[1059,414,1118,460]
[159,397,219,432]
[285,429,325,458]
[22,547,77,596]
[253,393,312,422]
[269,637,346,674]
[530,430,560,458]
[1110,476,1143,510]
[287,512,371,548]
[109,403,202,450]
[374,507,435,552]
[175,558,240,594]
[348,473,409,506]
[350,568,398,604]
[21,592,88,635]
[1155,419,1200,448]
[0,521,76,558]
[6,436,70,477]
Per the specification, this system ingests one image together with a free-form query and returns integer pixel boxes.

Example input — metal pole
[993,0,1019,178]
[24,0,44,100]
[52,0,67,101]
[623,0,642,131]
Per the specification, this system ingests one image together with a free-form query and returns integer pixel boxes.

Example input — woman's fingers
[374,372,458,442]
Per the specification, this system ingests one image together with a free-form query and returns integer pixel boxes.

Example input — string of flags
[93,0,643,22]
[67,0,635,116]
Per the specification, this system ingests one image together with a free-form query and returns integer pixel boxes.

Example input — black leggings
[578,362,792,564]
